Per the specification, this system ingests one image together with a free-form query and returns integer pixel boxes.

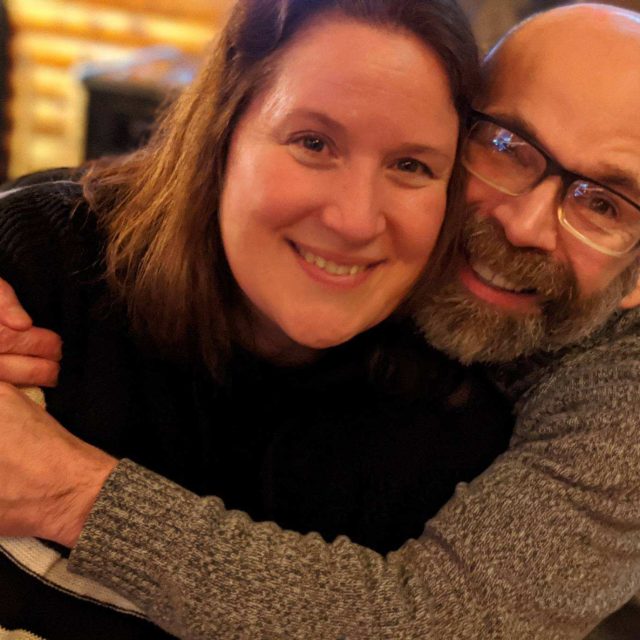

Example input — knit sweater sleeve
[67,309,640,640]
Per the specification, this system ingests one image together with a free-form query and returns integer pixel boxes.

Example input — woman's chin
[286,321,373,351]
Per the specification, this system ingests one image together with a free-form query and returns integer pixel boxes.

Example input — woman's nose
[319,172,386,243]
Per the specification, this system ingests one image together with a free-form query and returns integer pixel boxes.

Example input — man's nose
[487,177,561,252]
[320,173,386,243]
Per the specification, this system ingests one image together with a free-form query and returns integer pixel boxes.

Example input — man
[0,3,639,639]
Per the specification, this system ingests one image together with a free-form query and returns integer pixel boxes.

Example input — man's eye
[395,158,433,177]
[572,183,621,223]
[585,195,618,219]
[491,132,515,154]
[490,135,538,169]
[491,136,522,159]
[591,198,615,216]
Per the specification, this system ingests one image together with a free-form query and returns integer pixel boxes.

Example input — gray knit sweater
[67,307,640,639]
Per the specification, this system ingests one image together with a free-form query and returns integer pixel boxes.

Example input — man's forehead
[484,4,640,95]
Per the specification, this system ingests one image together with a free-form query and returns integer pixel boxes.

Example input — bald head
[489,3,640,58]
[484,3,640,106]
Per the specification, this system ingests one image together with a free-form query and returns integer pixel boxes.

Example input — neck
[233,303,320,366]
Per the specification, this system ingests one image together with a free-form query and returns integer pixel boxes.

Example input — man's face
[418,11,640,363]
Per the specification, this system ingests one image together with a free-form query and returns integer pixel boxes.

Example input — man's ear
[619,270,640,309]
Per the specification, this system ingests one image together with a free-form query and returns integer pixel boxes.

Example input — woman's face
[219,15,459,358]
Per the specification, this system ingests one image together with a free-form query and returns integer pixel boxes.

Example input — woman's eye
[290,134,328,155]
[394,158,434,179]
[392,158,435,185]
[288,134,335,166]
[300,135,326,153]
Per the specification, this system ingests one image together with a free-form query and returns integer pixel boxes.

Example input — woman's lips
[289,240,383,287]
[297,246,368,276]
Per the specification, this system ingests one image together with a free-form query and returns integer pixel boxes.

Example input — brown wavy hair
[82,0,481,377]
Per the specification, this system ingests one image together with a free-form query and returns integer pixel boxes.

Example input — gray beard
[416,216,640,364]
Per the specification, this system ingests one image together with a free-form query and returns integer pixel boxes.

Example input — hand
[0,382,117,547]
[0,278,62,387]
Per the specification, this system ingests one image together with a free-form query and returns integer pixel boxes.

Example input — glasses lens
[561,181,640,254]
[463,121,547,195]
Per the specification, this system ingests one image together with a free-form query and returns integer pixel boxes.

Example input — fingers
[0,279,32,331]
[0,355,60,387]
[0,324,62,360]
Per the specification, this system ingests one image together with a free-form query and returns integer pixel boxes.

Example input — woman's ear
[619,271,640,310]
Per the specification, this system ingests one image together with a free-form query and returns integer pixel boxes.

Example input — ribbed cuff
[68,458,223,608]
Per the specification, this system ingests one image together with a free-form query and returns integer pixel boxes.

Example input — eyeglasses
[461,110,640,257]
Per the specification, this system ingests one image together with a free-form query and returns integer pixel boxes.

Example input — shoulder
[1,166,84,190]
[0,169,103,326]
[493,308,640,405]
[0,168,86,225]
[0,169,97,258]
[492,309,640,459]
[541,308,640,405]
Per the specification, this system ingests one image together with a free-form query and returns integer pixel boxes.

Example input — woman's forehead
[249,16,458,137]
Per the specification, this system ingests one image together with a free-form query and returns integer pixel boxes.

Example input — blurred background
[0,0,639,182]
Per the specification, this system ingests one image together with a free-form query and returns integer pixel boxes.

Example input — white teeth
[470,260,528,293]
[299,247,367,276]
[471,261,496,283]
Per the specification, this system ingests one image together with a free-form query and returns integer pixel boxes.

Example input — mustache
[461,215,578,302]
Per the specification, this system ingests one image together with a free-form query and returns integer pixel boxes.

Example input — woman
[0,1,516,638]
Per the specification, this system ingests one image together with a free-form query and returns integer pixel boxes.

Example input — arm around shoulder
[68,311,640,640]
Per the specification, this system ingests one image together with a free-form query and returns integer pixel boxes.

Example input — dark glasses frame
[466,109,640,215]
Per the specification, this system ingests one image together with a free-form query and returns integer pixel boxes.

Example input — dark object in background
[82,47,198,160]
[0,0,10,181]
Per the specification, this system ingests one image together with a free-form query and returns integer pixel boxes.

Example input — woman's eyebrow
[397,143,453,162]
[282,109,347,135]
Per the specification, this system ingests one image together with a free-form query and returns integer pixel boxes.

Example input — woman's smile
[289,240,381,285]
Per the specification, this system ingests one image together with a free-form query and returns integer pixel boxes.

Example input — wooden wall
[5,0,231,177]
